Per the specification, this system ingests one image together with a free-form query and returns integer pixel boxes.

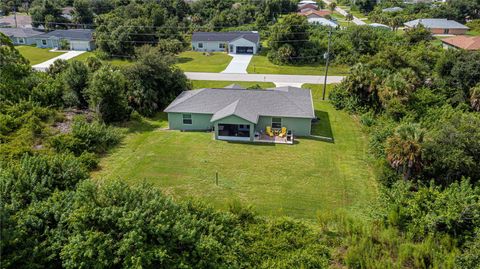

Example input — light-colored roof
[192,31,259,43]
[164,87,315,123]
[0,27,43,38]
[224,84,245,89]
[308,18,339,27]
[441,36,480,50]
[382,7,403,12]
[298,0,317,5]
[369,23,391,29]
[404,19,469,29]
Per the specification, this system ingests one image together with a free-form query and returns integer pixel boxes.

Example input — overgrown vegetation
[2,0,480,267]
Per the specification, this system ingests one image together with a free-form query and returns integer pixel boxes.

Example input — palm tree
[345,12,354,25]
[470,84,480,112]
[328,2,337,12]
[386,123,425,180]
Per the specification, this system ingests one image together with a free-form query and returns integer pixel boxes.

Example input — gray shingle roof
[404,19,469,29]
[192,31,259,43]
[0,27,43,38]
[34,29,94,41]
[164,87,315,123]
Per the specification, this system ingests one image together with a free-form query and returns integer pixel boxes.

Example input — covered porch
[253,128,294,145]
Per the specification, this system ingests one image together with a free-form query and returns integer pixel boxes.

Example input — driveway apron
[221,54,253,74]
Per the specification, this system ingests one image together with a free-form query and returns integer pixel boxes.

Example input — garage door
[70,41,90,51]
[236,46,254,54]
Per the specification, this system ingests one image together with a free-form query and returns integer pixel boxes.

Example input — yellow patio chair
[278,127,287,138]
[266,126,274,137]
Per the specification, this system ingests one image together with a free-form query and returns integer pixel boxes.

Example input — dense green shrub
[49,117,122,155]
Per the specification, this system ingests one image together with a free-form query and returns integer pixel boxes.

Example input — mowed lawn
[176,51,233,72]
[247,53,350,76]
[191,80,276,89]
[16,46,65,65]
[94,91,376,219]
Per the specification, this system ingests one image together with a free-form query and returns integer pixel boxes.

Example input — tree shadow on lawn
[176,57,194,64]
[309,110,334,143]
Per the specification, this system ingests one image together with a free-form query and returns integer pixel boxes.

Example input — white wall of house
[192,38,259,54]
[192,41,228,53]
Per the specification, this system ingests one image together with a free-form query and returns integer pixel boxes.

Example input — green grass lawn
[302,83,337,100]
[93,88,377,220]
[247,53,350,76]
[16,46,65,65]
[338,5,371,24]
[176,51,233,72]
[191,80,276,89]
[71,51,134,66]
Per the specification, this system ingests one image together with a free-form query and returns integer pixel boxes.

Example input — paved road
[33,50,86,71]
[322,0,366,26]
[185,72,345,85]
[221,54,253,74]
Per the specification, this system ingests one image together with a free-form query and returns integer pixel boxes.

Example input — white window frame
[18,37,25,44]
[198,42,203,48]
[182,114,192,125]
[272,117,282,129]
[41,39,47,45]
[219,43,226,49]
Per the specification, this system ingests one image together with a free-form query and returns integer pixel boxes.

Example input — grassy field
[93,87,377,220]
[338,5,372,24]
[71,52,134,66]
[176,51,233,72]
[16,46,65,65]
[191,80,276,89]
[247,53,350,76]
[303,83,336,99]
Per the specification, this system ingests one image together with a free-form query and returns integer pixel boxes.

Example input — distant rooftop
[382,7,404,13]
[404,19,469,29]
[192,31,259,43]
[0,27,43,37]
[164,87,315,123]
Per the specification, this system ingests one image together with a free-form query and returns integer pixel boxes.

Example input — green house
[164,85,315,144]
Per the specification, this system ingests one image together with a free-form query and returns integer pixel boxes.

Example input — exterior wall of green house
[167,112,213,131]
[167,113,312,138]
[212,115,255,141]
[256,116,312,136]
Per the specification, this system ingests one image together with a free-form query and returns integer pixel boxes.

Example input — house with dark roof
[191,31,260,54]
[0,28,43,45]
[164,86,315,143]
[34,29,95,51]
[404,19,469,35]
[441,36,480,51]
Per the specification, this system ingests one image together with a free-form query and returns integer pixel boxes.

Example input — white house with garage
[34,29,95,51]
[191,31,260,54]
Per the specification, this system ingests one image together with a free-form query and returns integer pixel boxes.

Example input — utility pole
[322,27,332,101]
[13,5,17,28]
